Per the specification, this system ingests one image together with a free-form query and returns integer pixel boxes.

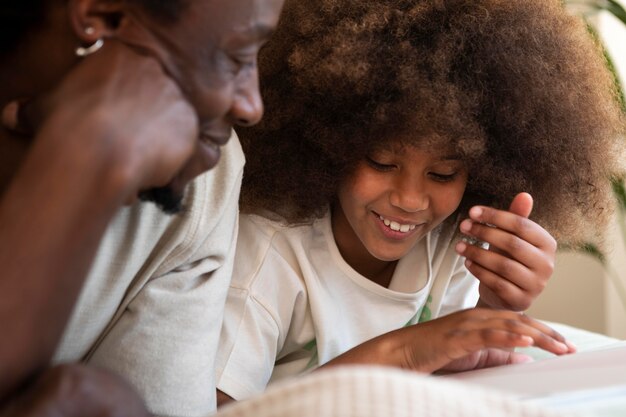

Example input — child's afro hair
[238,0,626,247]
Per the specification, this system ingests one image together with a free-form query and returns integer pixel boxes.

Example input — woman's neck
[331,204,398,288]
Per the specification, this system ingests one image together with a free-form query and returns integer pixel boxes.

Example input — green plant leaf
[579,243,607,264]
[605,0,626,25]
[585,23,626,112]
[565,0,626,23]
[612,178,626,211]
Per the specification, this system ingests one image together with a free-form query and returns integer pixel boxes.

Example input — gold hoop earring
[75,38,104,57]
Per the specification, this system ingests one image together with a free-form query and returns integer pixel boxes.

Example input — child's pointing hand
[455,192,557,311]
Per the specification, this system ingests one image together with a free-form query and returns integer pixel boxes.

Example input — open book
[445,342,626,416]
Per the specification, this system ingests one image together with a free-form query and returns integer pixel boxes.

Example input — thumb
[508,192,533,218]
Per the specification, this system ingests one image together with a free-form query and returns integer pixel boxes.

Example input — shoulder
[233,213,325,291]
[239,212,324,254]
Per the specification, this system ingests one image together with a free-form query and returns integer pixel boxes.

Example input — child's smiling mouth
[373,212,425,237]
[379,214,416,233]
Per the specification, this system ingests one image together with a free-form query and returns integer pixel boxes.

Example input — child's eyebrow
[436,154,463,161]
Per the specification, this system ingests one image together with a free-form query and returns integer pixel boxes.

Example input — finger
[459,241,539,289]
[113,18,188,97]
[484,315,576,354]
[464,207,557,251]
[465,308,572,344]
[1,98,39,137]
[468,266,532,311]
[475,349,534,368]
[508,192,533,218]
[457,241,535,288]
[458,221,552,269]
[451,328,535,359]
[438,349,533,373]
[455,309,576,353]
[2,100,20,130]
[454,323,568,357]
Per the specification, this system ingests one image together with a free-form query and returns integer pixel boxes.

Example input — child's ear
[67,0,127,45]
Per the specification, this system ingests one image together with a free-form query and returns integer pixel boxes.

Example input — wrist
[38,107,142,202]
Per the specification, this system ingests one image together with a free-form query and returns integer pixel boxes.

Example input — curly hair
[238,0,626,247]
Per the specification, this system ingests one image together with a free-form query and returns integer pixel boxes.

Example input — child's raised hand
[322,308,575,374]
[455,193,557,311]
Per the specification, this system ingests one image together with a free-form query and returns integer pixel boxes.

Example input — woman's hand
[0,364,150,417]
[2,39,198,202]
[322,308,575,374]
[0,40,198,400]
[455,193,557,311]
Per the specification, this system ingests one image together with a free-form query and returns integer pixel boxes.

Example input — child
[216,0,625,403]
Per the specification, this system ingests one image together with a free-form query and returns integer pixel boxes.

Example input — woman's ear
[66,0,127,45]
[66,0,171,67]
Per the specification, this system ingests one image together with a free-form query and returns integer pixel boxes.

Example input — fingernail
[470,206,483,219]
[521,335,534,345]
[556,341,569,353]
[565,340,577,353]
[460,219,472,233]
[456,241,467,253]
[464,259,472,268]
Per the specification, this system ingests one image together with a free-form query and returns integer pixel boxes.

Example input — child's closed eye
[429,172,458,182]
[365,156,395,172]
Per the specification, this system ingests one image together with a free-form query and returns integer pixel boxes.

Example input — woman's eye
[230,55,255,74]
[429,172,457,182]
[365,156,395,172]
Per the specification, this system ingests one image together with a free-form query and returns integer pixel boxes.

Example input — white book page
[444,342,626,416]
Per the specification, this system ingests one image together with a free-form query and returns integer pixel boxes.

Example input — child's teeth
[379,215,417,233]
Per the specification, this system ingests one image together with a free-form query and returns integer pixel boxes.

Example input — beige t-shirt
[216,212,479,400]
[53,134,245,417]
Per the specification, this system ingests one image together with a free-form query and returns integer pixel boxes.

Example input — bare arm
[214,309,575,407]
[0,364,150,417]
[319,308,574,374]
[0,115,131,399]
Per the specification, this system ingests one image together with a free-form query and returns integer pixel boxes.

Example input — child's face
[334,145,467,264]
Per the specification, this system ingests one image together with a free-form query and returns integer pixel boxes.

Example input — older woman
[0,0,282,415]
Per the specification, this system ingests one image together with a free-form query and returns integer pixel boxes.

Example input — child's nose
[389,181,429,212]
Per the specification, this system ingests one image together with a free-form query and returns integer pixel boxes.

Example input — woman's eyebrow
[235,23,275,39]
